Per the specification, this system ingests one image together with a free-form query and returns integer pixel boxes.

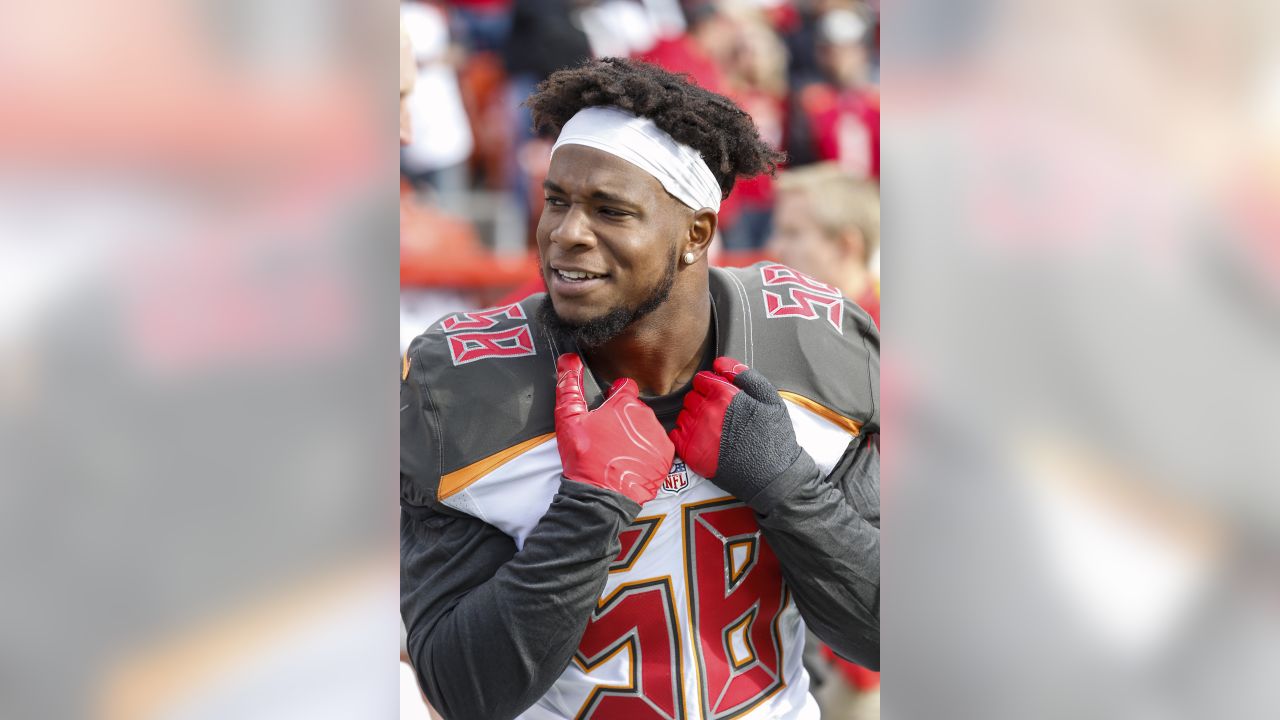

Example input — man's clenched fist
[555,353,675,506]
[669,357,814,508]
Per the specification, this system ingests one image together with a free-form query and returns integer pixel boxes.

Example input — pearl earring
[683,251,697,265]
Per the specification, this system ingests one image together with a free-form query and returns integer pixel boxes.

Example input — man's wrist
[741,450,820,515]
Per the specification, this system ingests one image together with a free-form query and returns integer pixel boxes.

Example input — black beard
[538,253,678,349]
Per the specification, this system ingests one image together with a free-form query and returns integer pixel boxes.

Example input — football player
[402,57,879,720]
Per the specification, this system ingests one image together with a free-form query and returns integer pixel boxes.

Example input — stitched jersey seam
[723,268,756,366]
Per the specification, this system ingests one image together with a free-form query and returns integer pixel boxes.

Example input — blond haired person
[767,163,880,326]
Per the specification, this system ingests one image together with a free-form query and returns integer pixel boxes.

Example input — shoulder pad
[710,263,879,434]
[400,295,561,508]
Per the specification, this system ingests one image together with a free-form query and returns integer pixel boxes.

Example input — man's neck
[584,290,713,398]
[839,267,871,299]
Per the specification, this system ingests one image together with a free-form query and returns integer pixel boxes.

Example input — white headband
[551,106,722,213]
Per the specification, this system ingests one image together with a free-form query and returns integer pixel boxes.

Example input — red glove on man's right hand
[554,353,674,506]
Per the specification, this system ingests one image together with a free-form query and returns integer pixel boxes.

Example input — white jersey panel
[784,399,856,476]
[440,437,562,550]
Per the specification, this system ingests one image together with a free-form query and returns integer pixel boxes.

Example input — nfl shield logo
[663,461,689,493]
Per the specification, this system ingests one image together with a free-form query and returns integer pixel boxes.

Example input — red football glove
[670,357,812,507]
[554,353,675,506]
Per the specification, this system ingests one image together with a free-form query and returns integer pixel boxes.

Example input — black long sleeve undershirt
[745,434,881,670]
[401,481,640,720]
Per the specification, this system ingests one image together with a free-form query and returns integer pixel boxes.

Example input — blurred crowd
[400,1,881,717]
[400,0,881,351]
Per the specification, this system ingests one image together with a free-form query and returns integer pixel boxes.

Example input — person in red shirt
[766,163,879,327]
[638,3,736,97]
[794,6,879,180]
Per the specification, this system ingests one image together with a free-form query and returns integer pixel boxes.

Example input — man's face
[536,144,690,334]
[695,13,741,67]
[819,42,868,89]
[767,192,842,286]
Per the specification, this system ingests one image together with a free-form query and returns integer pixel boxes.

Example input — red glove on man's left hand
[670,357,810,507]
[555,353,675,506]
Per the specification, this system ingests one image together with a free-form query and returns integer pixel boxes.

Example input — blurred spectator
[640,1,735,96]
[818,647,881,720]
[789,3,879,178]
[401,1,475,205]
[719,6,790,249]
[768,162,879,326]
[502,0,593,84]
[448,0,514,53]
[579,0,661,58]
[502,0,593,224]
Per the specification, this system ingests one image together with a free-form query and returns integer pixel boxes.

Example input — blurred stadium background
[398,0,881,716]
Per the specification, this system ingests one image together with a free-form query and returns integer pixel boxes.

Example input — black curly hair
[525,57,785,201]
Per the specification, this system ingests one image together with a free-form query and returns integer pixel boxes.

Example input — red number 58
[573,498,789,720]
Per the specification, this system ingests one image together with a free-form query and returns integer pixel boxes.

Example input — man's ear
[682,208,718,263]
[838,228,868,265]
